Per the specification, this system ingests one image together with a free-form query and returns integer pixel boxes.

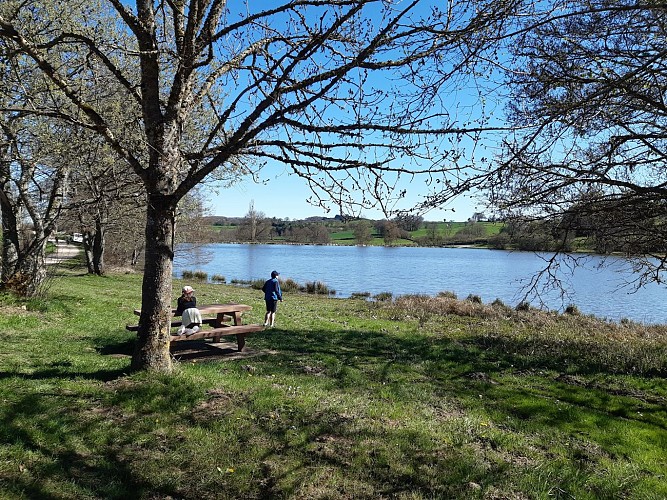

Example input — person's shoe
[176,326,186,335]
[263,322,269,327]
[191,325,200,333]
[184,328,194,336]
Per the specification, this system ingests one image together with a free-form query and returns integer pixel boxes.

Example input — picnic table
[127,303,264,351]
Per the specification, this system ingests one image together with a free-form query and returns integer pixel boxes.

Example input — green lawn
[1,268,665,499]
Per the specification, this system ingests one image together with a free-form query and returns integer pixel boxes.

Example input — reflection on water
[174,243,666,325]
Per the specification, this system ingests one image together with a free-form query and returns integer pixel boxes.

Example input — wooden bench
[127,303,264,351]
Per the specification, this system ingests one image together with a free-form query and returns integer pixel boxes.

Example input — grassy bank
[1,270,666,499]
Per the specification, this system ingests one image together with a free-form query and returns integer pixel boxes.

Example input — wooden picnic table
[128,303,263,351]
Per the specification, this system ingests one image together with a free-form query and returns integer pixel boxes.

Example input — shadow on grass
[97,338,135,357]
[264,324,667,378]
[98,337,269,364]
[0,366,128,382]
[0,392,179,499]
[3,324,665,498]
[257,326,667,429]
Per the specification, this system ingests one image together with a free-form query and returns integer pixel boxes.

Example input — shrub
[211,274,226,283]
[466,294,482,304]
[437,291,458,299]
[351,291,371,299]
[491,298,506,308]
[181,270,195,279]
[230,278,252,284]
[515,301,532,312]
[279,278,300,293]
[304,281,335,295]
[373,292,393,302]
[251,279,265,290]
[565,303,580,315]
[193,270,208,281]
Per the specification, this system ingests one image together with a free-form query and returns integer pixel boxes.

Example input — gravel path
[46,243,81,265]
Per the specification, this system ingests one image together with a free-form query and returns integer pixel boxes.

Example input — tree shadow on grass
[264,324,667,379]
[97,336,273,364]
[0,392,180,499]
[0,366,128,383]
[3,324,664,498]
[97,338,135,357]
[256,326,667,431]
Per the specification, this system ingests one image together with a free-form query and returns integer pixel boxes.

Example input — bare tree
[236,200,270,242]
[487,1,667,291]
[1,0,519,371]
[56,129,146,275]
[0,55,69,295]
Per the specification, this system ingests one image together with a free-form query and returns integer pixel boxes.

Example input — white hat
[182,286,194,293]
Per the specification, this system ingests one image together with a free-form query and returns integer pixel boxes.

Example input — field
[0,266,666,499]
[210,220,504,246]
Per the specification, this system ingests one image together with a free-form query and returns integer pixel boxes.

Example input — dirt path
[45,243,81,265]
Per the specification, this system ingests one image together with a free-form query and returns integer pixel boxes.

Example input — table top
[134,303,252,316]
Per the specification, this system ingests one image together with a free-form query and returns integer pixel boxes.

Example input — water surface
[174,243,666,324]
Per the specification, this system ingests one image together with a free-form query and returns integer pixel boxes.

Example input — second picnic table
[130,303,264,351]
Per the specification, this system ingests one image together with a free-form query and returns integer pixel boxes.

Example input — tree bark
[0,189,20,284]
[82,231,95,274]
[92,220,105,275]
[131,193,176,372]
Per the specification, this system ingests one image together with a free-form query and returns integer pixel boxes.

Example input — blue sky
[208,165,486,221]
[193,0,504,222]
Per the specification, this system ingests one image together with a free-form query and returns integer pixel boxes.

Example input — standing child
[262,270,283,327]
[175,285,202,335]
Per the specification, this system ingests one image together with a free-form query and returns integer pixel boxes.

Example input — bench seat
[126,317,224,331]
[126,323,264,351]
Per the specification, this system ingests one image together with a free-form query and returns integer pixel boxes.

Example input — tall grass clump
[372,292,393,302]
[250,278,265,290]
[193,270,208,281]
[466,294,482,303]
[211,274,226,283]
[380,293,667,376]
[181,270,195,279]
[303,280,335,295]
[279,278,300,293]
[515,301,532,312]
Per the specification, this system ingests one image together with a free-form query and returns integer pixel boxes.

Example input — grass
[0,268,666,499]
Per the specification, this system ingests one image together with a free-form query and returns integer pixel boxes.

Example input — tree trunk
[0,190,20,284]
[82,231,95,274]
[131,194,176,372]
[15,246,46,297]
[131,245,142,266]
[92,220,105,275]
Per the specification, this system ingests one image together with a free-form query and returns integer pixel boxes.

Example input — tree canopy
[1,0,517,371]
[489,0,667,287]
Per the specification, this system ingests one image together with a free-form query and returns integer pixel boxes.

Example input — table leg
[232,311,242,325]
[236,333,246,351]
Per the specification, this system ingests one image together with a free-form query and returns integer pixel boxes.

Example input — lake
[174,243,666,325]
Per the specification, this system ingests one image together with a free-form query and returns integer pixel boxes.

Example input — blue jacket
[262,278,282,301]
